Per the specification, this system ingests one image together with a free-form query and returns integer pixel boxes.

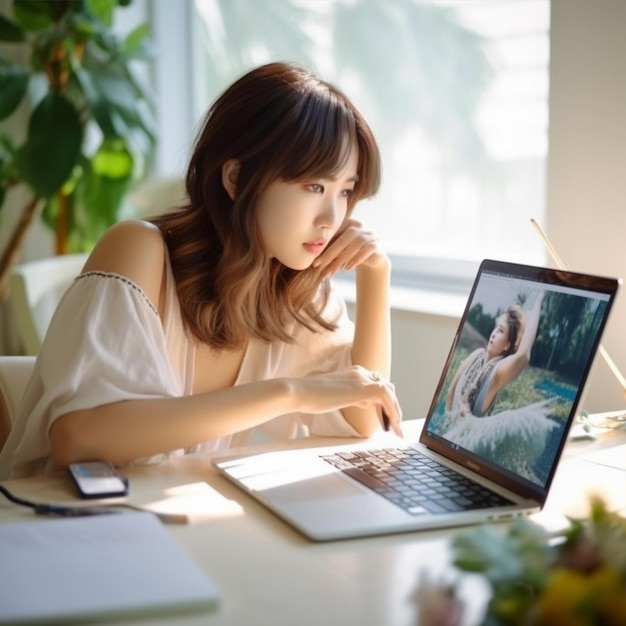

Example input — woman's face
[254,146,359,270]
[487,316,511,357]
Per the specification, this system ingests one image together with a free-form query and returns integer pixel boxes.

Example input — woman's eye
[308,184,324,193]
[341,188,354,198]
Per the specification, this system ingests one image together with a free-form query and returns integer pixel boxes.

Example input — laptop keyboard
[320,447,513,516]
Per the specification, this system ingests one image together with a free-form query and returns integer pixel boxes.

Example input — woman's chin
[278,257,316,271]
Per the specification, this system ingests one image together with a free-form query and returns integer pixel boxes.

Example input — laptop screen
[421,259,619,501]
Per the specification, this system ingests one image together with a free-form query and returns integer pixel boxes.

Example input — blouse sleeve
[2,273,183,478]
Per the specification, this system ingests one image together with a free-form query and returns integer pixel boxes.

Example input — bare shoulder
[82,220,165,306]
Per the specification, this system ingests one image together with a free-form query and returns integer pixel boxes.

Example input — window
[154,0,550,288]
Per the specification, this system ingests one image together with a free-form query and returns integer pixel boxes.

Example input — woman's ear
[222,159,240,200]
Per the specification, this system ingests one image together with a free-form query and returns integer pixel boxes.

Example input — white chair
[9,253,89,355]
[129,176,186,216]
[0,355,36,452]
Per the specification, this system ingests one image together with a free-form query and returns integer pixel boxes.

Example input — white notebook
[0,511,220,624]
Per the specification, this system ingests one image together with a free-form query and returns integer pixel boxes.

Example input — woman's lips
[303,242,326,256]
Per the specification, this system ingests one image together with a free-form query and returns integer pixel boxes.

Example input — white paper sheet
[0,511,220,624]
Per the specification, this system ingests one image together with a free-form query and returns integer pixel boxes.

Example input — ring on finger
[370,371,382,382]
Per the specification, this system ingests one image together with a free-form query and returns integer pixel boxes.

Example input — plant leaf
[68,13,101,37]
[94,69,140,111]
[16,92,83,197]
[112,101,157,142]
[73,146,133,250]
[0,15,26,42]
[452,526,526,581]
[0,61,29,120]
[87,0,118,28]
[0,133,19,198]
[13,0,58,31]
[92,136,133,179]
[121,23,152,60]
[41,193,59,231]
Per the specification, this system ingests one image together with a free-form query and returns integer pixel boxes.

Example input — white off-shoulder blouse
[0,249,358,479]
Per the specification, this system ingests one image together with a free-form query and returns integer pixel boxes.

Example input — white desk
[1,418,624,626]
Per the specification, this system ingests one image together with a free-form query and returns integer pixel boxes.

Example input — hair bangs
[276,90,358,182]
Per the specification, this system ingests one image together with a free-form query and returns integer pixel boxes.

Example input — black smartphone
[68,461,128,499]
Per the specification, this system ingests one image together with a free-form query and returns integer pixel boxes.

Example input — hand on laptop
[292,365,404,437]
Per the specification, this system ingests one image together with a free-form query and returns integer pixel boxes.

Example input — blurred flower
[412,496,626,626]
[412,576,464,626]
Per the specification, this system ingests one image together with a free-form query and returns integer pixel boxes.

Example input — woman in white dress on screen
[442,292,556,485]
[446,292,544,419]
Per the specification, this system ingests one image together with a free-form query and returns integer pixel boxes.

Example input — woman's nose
[315,196,342,229]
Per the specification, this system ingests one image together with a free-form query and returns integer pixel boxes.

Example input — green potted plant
[413,496,626,626]
[0,0,155,296]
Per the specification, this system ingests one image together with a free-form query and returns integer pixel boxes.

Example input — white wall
[546,0,626,412]
[388,0,626,417]
[386,307,459,420]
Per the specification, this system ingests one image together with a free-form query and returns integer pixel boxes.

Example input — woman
[0,62,403,479]
[445,291,544,418]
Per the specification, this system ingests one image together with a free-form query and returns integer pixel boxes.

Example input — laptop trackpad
[251,470,413,540]
[222,456,413,537]
[262,471,365,503]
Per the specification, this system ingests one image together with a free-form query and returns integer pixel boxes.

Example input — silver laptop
[214,260,619,541]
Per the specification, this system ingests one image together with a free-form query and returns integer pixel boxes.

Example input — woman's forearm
[50,378,297,468]
[50,359,403,466]
[342,258,392,435]
[351,258,392,375]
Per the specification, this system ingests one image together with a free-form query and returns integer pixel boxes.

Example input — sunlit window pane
[193,0,549,267]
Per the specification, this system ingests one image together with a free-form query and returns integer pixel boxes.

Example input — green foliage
[0,0,155,252]
[16,92,82,196]
[453,516,552,581]
[451,498,626,626]
[0,59,28,117]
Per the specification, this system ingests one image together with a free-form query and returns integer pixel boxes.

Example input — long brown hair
[151,62,381,350]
